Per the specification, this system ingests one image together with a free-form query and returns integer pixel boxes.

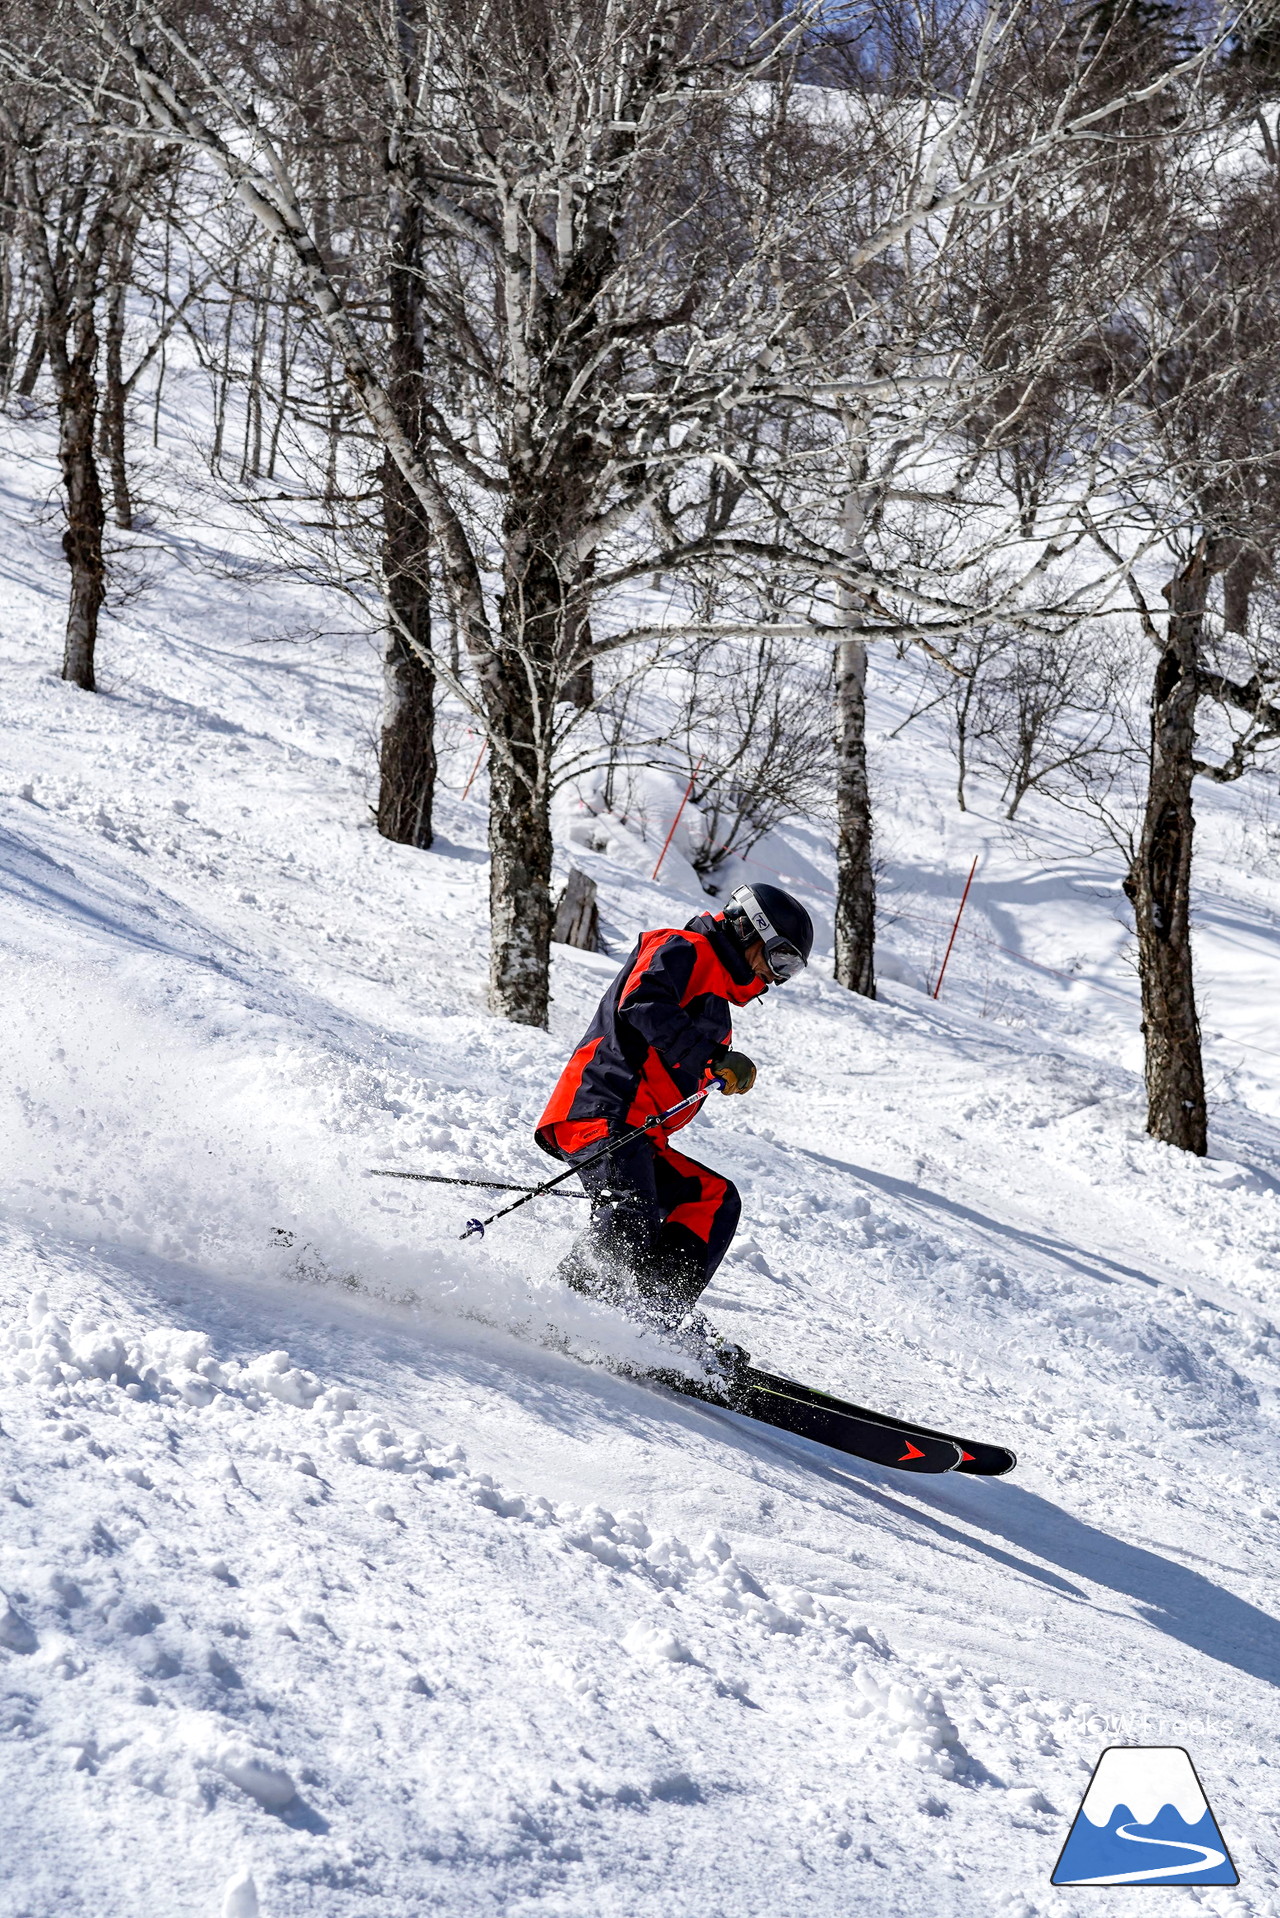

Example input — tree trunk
[99,217,135,529]
[211,258,240,471]
[833,633,876,997]
[0,231,20,401]
[266,287,295,479]
[486,673,553,1026]
[1223,545,1260,637]
[59,298,106,691]
[562,553,596,708]
[552,867,601,950]
[562,614,594,708]
[1122,550,1210,1155]
[376,582,436,846]
[241,248,274,483]
[485,428,588,1022]
[376,156,435,848]
[16,328,44,398]
[954,666,976,812]
[377,364,435,849]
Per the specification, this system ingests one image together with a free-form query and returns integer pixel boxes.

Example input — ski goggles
[762,941,805,982]
[727,886,807,982]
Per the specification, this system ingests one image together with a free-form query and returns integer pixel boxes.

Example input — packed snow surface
[3,399,1280,1918]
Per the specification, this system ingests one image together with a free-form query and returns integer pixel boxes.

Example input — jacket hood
[684,911,768,1006]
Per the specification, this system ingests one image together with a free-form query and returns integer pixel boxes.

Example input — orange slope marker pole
[460,737,489,800]
[931,855,979,1000]
[650,759,703,882]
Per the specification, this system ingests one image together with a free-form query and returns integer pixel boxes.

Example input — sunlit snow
[2,395,1279,1916]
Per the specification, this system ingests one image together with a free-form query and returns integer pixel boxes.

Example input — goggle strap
[732,887,783,953]
[728,887,805,978]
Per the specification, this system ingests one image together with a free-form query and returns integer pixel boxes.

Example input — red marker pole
[460,737,489,800]
[932,855,979,1000]
[651,759,703,882]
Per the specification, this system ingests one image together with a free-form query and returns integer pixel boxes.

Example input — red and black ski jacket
[535,912,766,1159]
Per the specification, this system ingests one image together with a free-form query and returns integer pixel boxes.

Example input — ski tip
[954,1447,1018,1477]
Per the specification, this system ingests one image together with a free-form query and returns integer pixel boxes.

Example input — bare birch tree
[1087,164,1280,1154]
[0,74,172,687]
[747,0,1223,999]
[1,0,1227,1023]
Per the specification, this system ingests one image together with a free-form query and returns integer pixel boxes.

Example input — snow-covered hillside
[3,398,1280,1918]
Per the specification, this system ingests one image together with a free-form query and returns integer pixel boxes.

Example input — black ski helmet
[724,883,813,982]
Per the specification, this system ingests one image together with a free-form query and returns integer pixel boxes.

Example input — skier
[534,883,814,1364]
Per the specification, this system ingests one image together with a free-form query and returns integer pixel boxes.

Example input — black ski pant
[559,1129,741,1317]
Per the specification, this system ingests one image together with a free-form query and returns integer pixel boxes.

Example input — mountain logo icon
[1051,1747,1237,1886]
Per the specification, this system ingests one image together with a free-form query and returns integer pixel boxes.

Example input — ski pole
[458,1087,714,1240]
[368,1169,582,1199]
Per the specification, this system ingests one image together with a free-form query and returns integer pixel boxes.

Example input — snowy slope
[3,395,1280,1918]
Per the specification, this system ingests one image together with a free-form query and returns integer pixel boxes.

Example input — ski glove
[712,1049,757,1096]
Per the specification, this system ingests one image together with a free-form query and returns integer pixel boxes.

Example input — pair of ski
[375,1140,1012,1475]
[283,1209,1010,1474]
[645,1362,1015,1477]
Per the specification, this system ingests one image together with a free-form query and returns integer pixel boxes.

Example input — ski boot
[666,1308,752,1399]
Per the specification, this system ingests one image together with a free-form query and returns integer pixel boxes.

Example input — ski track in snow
[2,399,1280,1915]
